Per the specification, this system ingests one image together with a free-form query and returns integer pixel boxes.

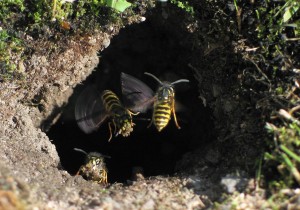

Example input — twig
[278,109,300,125]
[245,56,271,85]
[289,105,300,115]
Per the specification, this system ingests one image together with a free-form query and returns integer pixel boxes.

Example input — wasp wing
[75,86,108,134]
[121,72,155,113]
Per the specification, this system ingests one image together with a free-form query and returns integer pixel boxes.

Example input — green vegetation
[51,0,131,22]
[0,0,25,81]
[170,0,194,16]
[253,0,300,206]
[254,0,300,185]
[0,0,134,82]
[266,120,300,183]
[0,0,25,23]
[255,0,300,60]
[265,109,300,189]
[192,0,300,207]
[232,0,300,190]
[106,0,132,13]
[0,29,24,81]
[256,0,300,40]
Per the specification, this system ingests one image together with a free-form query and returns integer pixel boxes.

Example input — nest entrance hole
[47,7,215,183]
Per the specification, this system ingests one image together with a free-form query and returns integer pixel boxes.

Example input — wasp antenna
[74,148,88,155]
[144,72,163,85]
[171,79,190,85]
[102,154,111,159]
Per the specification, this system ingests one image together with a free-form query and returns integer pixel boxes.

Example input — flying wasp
[74,148,110,184]
[121,72,189,132]
[75,86,138,141]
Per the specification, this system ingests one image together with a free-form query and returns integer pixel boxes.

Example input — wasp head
[86,152,106,168]
[144,72,188,101]
[76,151,109,184]
[157,84,174,101]
[115,112,134,137]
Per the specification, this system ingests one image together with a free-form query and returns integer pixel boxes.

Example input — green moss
[0,0,25,23]
[0,29,24,82]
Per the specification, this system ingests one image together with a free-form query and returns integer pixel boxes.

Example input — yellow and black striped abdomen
[101,90,134,138]
[153,100,172,132]
[101,90,123,114]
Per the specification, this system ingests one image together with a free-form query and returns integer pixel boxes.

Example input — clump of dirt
[0,0,272,209]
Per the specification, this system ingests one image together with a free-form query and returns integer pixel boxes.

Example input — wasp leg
[98,177,103,184]
[172,100,181,129]
[129,110,140,116]
[147,117,154,128]
[98,170,107,184]
[75,166,82,176]
[108,122,113,142]
[103,170,108,184]
[112,120,121,138]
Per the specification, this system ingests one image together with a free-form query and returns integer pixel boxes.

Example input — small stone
[140,17,146,22]
[221,173,248,194]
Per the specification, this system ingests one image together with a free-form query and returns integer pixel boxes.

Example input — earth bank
[0,0,287,209]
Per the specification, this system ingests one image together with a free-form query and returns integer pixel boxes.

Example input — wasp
[74,148,110,184]
[75,86,138,141]
[121,72,189,132]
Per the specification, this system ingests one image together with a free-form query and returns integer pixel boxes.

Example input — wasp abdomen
[153,101,172,132]
[101,90,122,111]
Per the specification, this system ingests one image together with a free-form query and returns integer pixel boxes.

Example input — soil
[0,1,273,209]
